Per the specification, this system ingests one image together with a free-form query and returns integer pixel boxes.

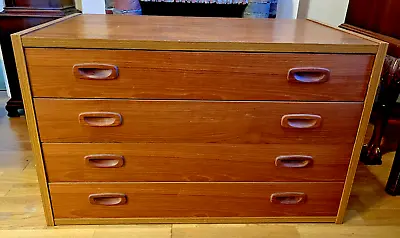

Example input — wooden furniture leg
[386,143,400,195]
[360,56,400,165]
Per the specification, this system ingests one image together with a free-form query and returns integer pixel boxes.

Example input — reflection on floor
[0,91,399,237]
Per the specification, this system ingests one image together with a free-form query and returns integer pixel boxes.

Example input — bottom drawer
[50,182,343,218]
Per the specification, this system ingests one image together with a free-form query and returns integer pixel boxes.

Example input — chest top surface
[20,14,378,53]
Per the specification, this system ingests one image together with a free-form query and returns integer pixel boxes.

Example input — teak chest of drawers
[12,14,387,225]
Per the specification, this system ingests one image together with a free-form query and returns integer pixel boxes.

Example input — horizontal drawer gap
[22,42,379,54]
[24,46,377,55]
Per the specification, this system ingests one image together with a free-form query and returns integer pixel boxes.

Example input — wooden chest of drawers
[12,14,387,225]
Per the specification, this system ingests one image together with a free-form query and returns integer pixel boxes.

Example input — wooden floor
[0,91,400,237]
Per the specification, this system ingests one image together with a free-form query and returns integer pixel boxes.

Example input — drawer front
[49,182,343,218]
[34,99,363,144]
[26,48,373,101]
[43,143,352,182]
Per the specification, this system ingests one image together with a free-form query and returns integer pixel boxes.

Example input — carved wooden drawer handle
[275,155,313,168]
[73,63,119,80]
[288,67,330,83]
[270,192,307,205]
[89,193,127,206]
[281,114,322,129]
[85,154,125,168]
[78,112,122,127]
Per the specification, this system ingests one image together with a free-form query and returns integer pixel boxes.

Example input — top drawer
[25,49,374,101]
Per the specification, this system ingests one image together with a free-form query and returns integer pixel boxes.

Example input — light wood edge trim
[49,182,345,185]
[11,34,54,225]
[55,217,336,225]
[307,19,383,45]
[20,38,378,54]
[17,13,81,37]
[335,42,388,224]
[341,23,400,48]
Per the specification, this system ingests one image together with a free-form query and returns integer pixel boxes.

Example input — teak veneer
[12,14,387,225]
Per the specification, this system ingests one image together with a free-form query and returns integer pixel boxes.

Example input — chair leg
[360,106,386,165]
[385,143,400,195]
[360,56,400,165]
[5,98,23,117]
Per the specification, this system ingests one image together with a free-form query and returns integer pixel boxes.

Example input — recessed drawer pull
[73,63,119,80]
[270,192,307,205]
[288,67,330,83]
[275,155,313,168]
[85,154,125,168]
[89,193,127,206]
[281,114,322,129]
[78,112,122,127]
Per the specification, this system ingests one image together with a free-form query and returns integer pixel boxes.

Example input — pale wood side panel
[335,42,389,224]
[10,35,54,225]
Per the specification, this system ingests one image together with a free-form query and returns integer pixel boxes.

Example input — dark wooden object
[386,144,400,195]
[341,0,400,195]
[343,0,400,55]
[0,0,78,117]
[359,56,400,165]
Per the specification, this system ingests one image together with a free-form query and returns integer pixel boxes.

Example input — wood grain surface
[4,83,400,230]
[6,12,391,226]
[20,15,379,53]
[49,182,344,218]
[34,99,363,144]
[42,143,353,182]
[4,90,400,229]
[26,49,374,101]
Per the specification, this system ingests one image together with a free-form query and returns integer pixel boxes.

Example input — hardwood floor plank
[172,224,300,238]
[0,183,12,196]
[296,225,400,238]
[5,183,41,197]
[0,229,94,237]
[0,196,42,213]
[0,211,46,229]
[92,225,172,238]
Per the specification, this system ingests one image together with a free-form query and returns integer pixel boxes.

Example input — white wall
[81,0,105,14]
[297,0,349,26]
[277,0,300,19]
